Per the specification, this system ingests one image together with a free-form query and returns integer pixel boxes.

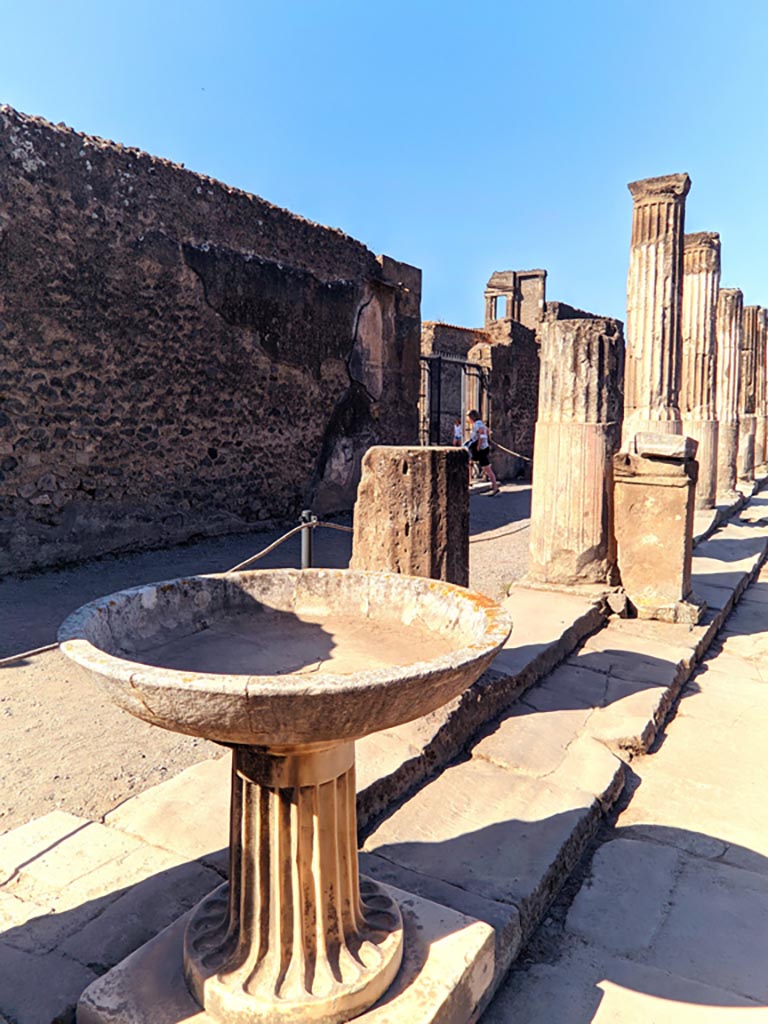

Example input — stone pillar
[528,318,624,585]
[351,446,469,586]
[622,173,691,449]
[613,435,703,623]
[738,306,760,480]
[756,308,768,470]
[715,288,743,498]
[680,232,720,509]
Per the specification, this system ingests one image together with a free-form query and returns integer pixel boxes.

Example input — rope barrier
[0,642,59,667]
[226,520,353,573]
[493,442,532,462]
[1,521,355,665]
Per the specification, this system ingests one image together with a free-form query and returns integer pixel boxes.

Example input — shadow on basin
[0,519,354,662]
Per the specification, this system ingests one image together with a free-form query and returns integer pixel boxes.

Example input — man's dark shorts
[470,444,490,467]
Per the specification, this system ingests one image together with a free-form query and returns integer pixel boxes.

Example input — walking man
[465,409,499,495]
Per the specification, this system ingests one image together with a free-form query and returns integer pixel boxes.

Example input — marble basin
[61,569,511,1024]
[58,568,511,748]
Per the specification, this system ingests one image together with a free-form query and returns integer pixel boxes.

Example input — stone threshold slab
[76,884,495,1024]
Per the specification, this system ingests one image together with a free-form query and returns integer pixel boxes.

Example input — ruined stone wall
[420,322,486,359]
[469,324,539,478]
[544,302,599,322]
[0,107,420,574]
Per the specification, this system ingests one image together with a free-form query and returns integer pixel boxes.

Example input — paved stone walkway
[483,506,768,1021]
[1,488,767,1021]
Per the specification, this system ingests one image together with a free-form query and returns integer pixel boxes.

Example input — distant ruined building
[421,268,622,479]
[0,106,421,573]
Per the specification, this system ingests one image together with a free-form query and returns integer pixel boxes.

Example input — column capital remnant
[628,172,692,201]
[684,231,721,269]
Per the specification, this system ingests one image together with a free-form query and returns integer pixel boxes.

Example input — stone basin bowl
[58,569,511,748]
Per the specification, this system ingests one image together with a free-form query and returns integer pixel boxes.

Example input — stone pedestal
[715,288,743,498]
[183,747,402,1023]
[528,318,624,585]
[739,306,760,481]
[622,173,691,449]
[681,232,720,509]
[351,446,469,587]
[613,438,704,623]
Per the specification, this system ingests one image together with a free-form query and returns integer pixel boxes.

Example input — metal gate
[418,354,490,446]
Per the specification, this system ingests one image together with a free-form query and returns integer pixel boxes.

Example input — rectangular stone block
[613,450,701,621]
[0,810,90,884]
[351,446,469,586]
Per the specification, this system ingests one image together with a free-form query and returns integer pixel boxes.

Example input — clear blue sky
[3,0,768,326]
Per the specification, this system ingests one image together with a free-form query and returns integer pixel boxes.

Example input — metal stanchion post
[300,509,317,569]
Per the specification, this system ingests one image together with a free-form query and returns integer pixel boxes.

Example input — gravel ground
[0,483,530,835]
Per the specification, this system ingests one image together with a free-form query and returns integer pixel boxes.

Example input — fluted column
[756,309,768,469]
[529,317,624,585]
[680,232,720,509]
[183,745,402,1023]
[739,306,760,480]
[715,288,743,498]
[622,172,691,450]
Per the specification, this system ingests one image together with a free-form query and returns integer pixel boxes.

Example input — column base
[76,883,495,1024]
[184,878,403,1024]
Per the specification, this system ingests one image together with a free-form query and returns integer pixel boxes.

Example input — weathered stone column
[622,173,691,449]
[715,288,743,498]
[351,446,469,586]
[528,318,624,585]
[681,232,720,509]
[739,306,760,480]
[755,308,768,470]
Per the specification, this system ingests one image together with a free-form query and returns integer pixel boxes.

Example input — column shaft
[529,317,624,585]
[715,288,743,497]
[739,306,760,480]
[623,173,691,449]
[680,232,720,509]
[756,309,768,469]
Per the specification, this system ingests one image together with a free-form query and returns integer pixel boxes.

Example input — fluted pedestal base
[682,417,718,510]
[76,885,495,1024]
[182,745,402,1024]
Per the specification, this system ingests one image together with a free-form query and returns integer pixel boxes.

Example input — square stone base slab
[77,883,495,1024]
